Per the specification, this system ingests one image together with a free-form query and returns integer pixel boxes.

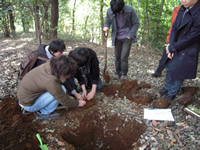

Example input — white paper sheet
[144,108,174,121]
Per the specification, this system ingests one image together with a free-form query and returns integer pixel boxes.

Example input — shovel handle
[36,133,43,146]
[103,31,108,41]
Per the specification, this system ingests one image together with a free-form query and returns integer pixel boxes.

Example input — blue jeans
[96,78,103,90]
[164,59,184,97]
[19,85,66,115]
[115,38,132,75]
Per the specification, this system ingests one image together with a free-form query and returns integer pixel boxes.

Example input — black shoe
[162,94,176,100]
[151,73,161,78]
[35,112,60,120]
[159,88,168,96]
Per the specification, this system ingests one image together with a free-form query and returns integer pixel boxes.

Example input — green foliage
[1,0,182,50]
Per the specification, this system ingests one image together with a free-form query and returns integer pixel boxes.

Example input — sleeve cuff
[71,89,76,95]
[169,45,176,53]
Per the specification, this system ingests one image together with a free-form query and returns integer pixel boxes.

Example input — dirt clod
[152,97,171,108]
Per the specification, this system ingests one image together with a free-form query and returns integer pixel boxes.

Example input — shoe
[151,73,161,78]
[162,94,176,100]
[22,109,32,115]
[121,74,127,80]
[35,111,60,120]
[113,73,120,79]
[159,88,168,96]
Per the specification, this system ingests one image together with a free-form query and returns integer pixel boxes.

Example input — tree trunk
[43,7,49,40]
[50,0,59,39]
[72,0,76,33]
[9,10,15,36]
[34,0,40,40]
[152,0,165,42]
[39,0,50,44]
[100,0,104,45]
[1,0,10,37]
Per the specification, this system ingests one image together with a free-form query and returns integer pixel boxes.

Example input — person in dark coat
[64,47,102,101]
[160,0,200,100]
[152,5,181,78]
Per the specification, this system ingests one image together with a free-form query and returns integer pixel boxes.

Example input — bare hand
[167,52,174,59]
[74,92,82,100]
[86,90,96,100]
[103,27,109,32]
[81,91,87,99]
[78,100,86,107]
[166,44,169,54]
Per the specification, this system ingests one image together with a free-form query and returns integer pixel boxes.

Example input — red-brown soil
[0,94,146,150]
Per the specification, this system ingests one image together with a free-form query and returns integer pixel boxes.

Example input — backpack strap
[37,56,49,61]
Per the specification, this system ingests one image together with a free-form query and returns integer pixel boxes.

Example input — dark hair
[110,0,125,14]
[49,39,66,53]
[69,47,90,67]
[50,55,77,79]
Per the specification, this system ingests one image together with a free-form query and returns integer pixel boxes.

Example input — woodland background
[0,0,181,49]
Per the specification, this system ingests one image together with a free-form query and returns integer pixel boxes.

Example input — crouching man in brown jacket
[17,55,86,120]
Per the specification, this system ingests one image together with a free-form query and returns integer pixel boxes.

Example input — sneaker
[113,73,120,79]
[22,109,32,115]
[162,94,176,100]
[151,73,161,78]
[159,88,168,96]
[35,111,60,120]
[121,74,127,80]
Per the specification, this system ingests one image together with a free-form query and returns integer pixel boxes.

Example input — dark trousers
[115,38,132,75]
[164,59,184,97]
[154,47,168,75]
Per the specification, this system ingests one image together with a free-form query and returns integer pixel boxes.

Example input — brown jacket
[17,60,79,109]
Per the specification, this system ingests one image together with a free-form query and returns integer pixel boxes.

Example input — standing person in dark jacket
[65,47,102,101]
[103,0,139,80]
[151,5,181,78]
[35,39,66,66]
[160,0,200,100]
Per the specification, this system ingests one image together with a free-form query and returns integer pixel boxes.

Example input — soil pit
[59,106,146,150]
[0,96,146,150]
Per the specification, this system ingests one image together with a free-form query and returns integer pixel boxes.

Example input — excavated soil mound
[101,80,153,104]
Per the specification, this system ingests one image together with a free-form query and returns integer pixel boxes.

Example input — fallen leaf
[177,133,181,139]
[127,100,131,103]
[169,139,176,146]
[167,130,174,139]
[132,109,137,113]
[152,129,156,132]
[159,136,164,140]
[132,142,137,146]
[47,133,52,138]
[176,123,188,127]
[152,120,157,127]
[57,141,65,146]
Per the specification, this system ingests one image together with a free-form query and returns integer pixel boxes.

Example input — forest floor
[0,33,200,150]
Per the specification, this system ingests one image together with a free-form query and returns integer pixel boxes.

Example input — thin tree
[100,0,105,45]
[50,0,58,39]
[152,0,165,42]
[72,0,76,33]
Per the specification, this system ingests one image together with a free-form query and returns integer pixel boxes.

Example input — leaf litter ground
[0,33,200,150]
